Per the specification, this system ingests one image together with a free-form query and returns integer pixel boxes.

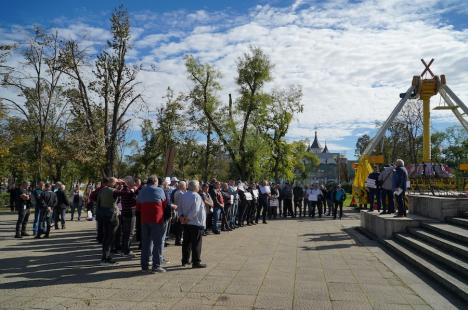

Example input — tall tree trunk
[203,124,211,183]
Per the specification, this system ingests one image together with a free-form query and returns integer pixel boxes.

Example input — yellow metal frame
[419,78,438,162]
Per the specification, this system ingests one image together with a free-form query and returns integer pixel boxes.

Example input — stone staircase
[382,213,468,302]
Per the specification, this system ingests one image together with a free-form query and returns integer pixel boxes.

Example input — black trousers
[243,201,254,224]
[256,198,268,222]
[70,203,83,220]
[54,208,66,228]
[16,207,30,235]
[96,217,104,243]
[112,214,122,252]
[101,216,119,261]
[308,201,320,217]
[121,214,135,254]
[283,199,294,217]
[326,200,333,215]
[333,201,343,219]
[182,225,203,265]
[173,218,184,243]
[222,205,231,229]
[249,201,257,223]
[237,201,246,225]
[294,199,303,217]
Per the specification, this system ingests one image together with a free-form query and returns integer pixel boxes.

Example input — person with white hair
[392,159,408,217]
[179,180,207,268]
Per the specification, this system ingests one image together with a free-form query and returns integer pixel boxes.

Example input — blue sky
[1,0,468,159]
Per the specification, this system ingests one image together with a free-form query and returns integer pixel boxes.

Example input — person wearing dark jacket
[392,159,408,217]
[54,183,70,229]
[293,183,304,217]
[236,183,247,226]
[70,184,84,221]
[282,183,294,218]
[36,183,57,238]
[332,184,346,220]
[367,166,382,212]
[248,184,258,224]
[113,177,137,256]
[31,182,44,235]
[210,181,224,234]
[221,183,233,231]
[89,184,103,242]
[244,184,255,225]
[96,177,119,265]
[14,181,31,238]
[257,181,270,224]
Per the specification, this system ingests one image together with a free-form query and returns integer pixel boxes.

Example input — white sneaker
[153,267,166,273]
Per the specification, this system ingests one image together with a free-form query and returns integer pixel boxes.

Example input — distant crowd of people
[361,158,409,217]
[9,175,349,272]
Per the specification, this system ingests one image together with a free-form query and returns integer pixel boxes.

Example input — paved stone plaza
[0,210,462,309]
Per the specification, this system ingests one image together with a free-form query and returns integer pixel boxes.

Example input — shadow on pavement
[299,227,376,251]
[0,226,141,290]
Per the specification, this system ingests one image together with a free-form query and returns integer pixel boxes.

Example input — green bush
[0,192,10,209]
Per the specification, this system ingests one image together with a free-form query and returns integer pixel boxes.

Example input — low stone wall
[360,211,423,239]
[408,195,468,221]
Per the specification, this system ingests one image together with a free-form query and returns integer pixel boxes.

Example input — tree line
[0,7,319,185]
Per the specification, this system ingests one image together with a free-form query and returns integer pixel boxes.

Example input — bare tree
[59,6,142,176]
[1,29,66,180]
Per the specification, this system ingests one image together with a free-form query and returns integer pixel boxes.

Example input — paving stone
[214,294,256,307]
[0,296,34,309]
[254,293,292,309]
[0,211,440,310]
[22,296,68,309]
[294,298,332,310]
[331,300,373,310]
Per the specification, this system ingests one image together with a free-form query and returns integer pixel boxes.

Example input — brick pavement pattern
[0,210,435,309]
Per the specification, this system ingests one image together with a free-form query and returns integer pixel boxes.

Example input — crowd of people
[362,158,409,217]
[9,175,350,273]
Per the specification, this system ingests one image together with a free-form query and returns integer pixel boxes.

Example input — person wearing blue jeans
[136,176,167,273]
[31,182,44,235]
[212,206,222,234]
[210,180,224,234]
[392,159,408,217]
[228,180,238,229]
[141,222,165,270]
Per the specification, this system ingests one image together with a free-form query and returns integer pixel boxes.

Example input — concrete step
[382,239,468,302]
[421,222,468,245]
[447,217,468,229]
[395,233,468,278]
[408,228,468,260]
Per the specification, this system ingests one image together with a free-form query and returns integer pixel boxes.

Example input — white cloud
[2,0,468,159]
